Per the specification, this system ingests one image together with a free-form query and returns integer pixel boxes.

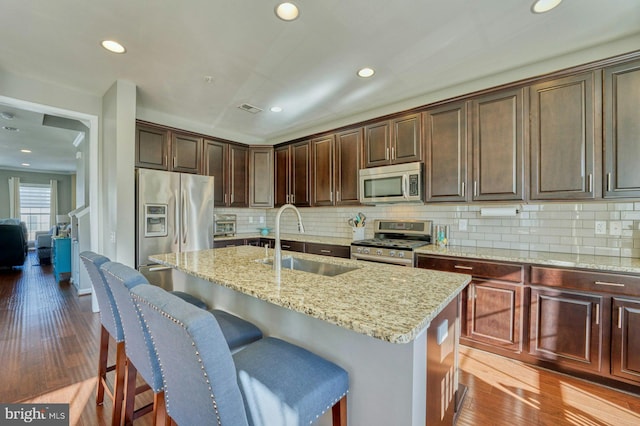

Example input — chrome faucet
[274,203,305,277]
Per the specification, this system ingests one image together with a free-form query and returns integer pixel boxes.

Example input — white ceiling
[1,0,639,173]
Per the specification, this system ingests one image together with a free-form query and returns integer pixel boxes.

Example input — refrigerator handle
[174,192,180,245]
[182,189,188,245]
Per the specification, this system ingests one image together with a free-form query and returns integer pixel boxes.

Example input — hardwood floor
[1,253,638,425]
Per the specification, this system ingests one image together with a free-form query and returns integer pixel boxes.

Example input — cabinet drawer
[280,240,305,253]
[531,266,640,296]
[416,255,524,282]
[305,242,350,258]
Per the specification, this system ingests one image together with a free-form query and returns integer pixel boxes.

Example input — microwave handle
[402,174,409,199]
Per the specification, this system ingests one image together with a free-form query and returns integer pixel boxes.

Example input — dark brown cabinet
[249,147,274,208]
[611,297,640,385]
[274,141,311,207]
[415,255,524,355]
[203,140,248,207]
[136,124,170,170]
[603,59,640,198]
[171,133,202,174]
[471,88,525,201]
[312,129,362,206]
[530,72,601,200]
[529,286,604,374]
[364,113,422,168]
[423,102,468,202]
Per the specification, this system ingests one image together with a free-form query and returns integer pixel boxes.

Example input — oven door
[350,249,414,267]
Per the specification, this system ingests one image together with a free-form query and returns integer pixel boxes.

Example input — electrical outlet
[459,219,468,231]
[110,231,116,243]
[259,216,265,224]
[595,221,607,235]
[610,221,622,236]
[249,217,254,224]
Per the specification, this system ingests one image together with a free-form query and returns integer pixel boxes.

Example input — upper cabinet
[311,128,362,206]
[203,140,248,207]
[135,124,170,170]
[275,141,311,207]
[423,102,468,203]
[364,113,422,168]
[471,88,525,201]
[135,125,201,173]
[603,59,640,198]
[249,146,274,208]
[530,72,601,200]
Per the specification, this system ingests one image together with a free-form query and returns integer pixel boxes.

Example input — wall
[255,202,640,258]
[0,169,74,218]
[100,80,136,266]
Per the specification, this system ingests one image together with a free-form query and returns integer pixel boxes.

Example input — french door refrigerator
[136,168,214,290]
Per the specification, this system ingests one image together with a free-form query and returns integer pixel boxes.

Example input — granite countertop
[415,245,640,275]
[150,246,470,344]
[214,232,352,246]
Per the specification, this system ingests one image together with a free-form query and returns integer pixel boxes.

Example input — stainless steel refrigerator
[136,168,214,290]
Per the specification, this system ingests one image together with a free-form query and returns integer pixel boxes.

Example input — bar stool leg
[331,395,347,426]
[111,342,127,426]
[96,326,110,405]
[154,391,171,426]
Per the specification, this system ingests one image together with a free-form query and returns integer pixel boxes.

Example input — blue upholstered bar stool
[80,251,127,426]
[132,284,349,426]
[100,261,263,425]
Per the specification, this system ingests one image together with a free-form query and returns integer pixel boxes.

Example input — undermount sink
[258,256,359,277]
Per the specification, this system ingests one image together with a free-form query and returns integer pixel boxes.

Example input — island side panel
[173,269,429,426]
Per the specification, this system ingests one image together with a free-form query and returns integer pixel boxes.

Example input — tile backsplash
[216,201,640,258]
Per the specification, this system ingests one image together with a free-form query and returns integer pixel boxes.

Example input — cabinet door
[335,128,362,205]
[604,60,640,198]
[136,125,169,170]
[364,121,390,167]
[529,287,604,373]
[530,72,601,200]
[291,141,311,207]
[312,135,335,206]
[611,298,640,384]
[466,280,523,352]
[171,133,201,173]
[423,102,468,202]
[249,147,274,208]
[472,89,524,201]
[274,146,290,206]
[391,113,422,164]
[229,145,248,207]
[203,140,228,206]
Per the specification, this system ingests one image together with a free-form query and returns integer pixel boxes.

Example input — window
[20,183,51,240]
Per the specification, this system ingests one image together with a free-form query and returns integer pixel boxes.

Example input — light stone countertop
[149,246,471,344]
[416,245,640,275]
[214,232,352,246]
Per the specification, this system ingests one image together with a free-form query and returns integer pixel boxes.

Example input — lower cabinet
[305,242,350,258]
[611,297,640,384]
[529,287,605,374]
[466,280,523,353]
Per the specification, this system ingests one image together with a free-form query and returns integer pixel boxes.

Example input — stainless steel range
[350,219,432,266]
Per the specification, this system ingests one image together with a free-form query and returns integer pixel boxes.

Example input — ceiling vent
[237,103,263,114]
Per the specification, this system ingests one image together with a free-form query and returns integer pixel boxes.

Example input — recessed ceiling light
[20,149,31,153]
[531,0,562,13]
[270,106,283,113]
[2,126,19,131]
[21,163,30,167]
[0,111,14,120]
[357,67,375,78]
[275,2,299,21]
[101,39,126,54]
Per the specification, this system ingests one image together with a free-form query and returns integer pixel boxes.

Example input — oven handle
[351,252,413,266]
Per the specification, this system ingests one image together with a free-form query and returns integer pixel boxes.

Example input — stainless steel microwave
[358,162,423,204]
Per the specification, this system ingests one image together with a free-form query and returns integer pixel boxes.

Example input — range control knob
[376,249,383,255]
[389,250,396,257]
[363,248,370,254]
[356,247,363,253]
[397,251,405,258]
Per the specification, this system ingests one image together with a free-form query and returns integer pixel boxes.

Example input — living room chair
[132,284,349,426]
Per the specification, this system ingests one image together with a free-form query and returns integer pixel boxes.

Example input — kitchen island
[150,246,471,425]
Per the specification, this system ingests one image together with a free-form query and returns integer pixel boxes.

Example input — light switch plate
[595,221,607,235]
[459,219,468,231]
